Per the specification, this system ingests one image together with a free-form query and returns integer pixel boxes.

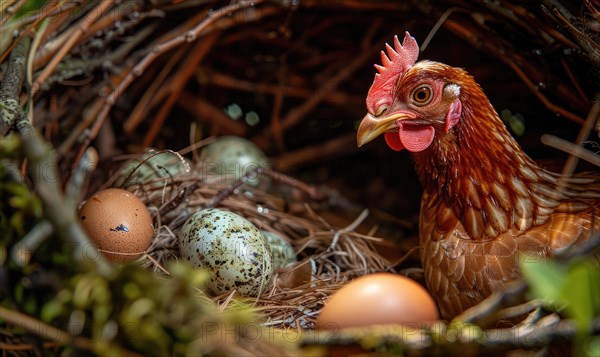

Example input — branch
[251,36,380,150]
[0,307,142,356]
[0,37,28,135]
[301,316,600,355]
[456,280,529,326]
[30,0,115,97]
[542,0,600,68]
[75,0,271,165]
[560,92,600,174]
[15,115,113,274]
[2,37,113,275]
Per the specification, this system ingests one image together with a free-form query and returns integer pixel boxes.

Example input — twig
[560,93,600,175]
[259,169,327,201]
[123,46,188,134]
[498,300,544,321]
[0,0,25,27]
[143,31,221,146]
[10,221,53,267]
[177,93,248,136]
[3,37,112,275]
[66,147,98,206]
[158,182,199,217]
[0,0,57,63]
[16,113,113,274]
[543,0,600,68]
[507,61,585,125]
[252,23,382,149]
[441,17,589,117]
[43,22,157,91]
[0,341,60,351]
[560,59,590,105]
[200,70,363,106]
[76,0,267,165]
[273,132,358,170]
[482,316,600,349]
[541,134,600,168]
[0,307,142,357]
[3,1,81,31]
[270,59,287,152]
[328,209,369,251]
[206,168,261,208]
[0,306,93,351]
[31,0,115,97]
[0,37,28,135]
[421,7,460,52]
[303,316,600,354]
[456,280,529,326]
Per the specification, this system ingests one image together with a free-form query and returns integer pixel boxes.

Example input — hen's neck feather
[412,75,581,241]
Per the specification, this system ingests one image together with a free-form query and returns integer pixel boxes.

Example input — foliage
[521,255,600,356]
[1,138,289,356]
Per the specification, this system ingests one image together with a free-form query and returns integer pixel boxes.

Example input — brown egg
[79,188,154,262]
[316,273,439,329]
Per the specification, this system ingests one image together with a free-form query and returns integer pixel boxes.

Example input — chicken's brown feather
[360,43,600,320]
[421,188,600,319]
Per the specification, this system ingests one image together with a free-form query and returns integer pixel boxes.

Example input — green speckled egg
[179,209,273,297]
[114,150,191,188]
[200,136,269,186]
[261,230,296,269]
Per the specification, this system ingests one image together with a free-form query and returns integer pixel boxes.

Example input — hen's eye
[412,85,433,106]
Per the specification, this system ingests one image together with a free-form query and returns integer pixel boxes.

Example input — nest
[106,147,393,330]
[2,0,600,355]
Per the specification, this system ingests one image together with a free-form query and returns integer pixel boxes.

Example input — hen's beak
[356,112,414,147]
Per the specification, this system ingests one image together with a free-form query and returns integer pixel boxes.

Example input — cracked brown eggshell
[79,188,154,262]
[178,208,273,297]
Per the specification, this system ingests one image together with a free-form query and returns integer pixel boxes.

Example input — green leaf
[508,114,526,137]
[520,255,566,305]
[586,336,600,357]
[499,109,525,136]
[13,0,50,18]
[560,260,600,331]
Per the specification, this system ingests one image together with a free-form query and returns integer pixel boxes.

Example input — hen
[357,32,600,319]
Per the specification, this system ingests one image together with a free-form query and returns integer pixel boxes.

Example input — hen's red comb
[366,32,419,113]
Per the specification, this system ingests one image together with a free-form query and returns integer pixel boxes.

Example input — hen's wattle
[357,33,600,319]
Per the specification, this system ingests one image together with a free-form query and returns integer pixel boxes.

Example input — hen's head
[357,32,468,152]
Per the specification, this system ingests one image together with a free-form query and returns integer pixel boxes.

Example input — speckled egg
[199,136,269,186]
[261,230,296,269]
[114,150,191,188]
[179,209,273,297]
[79,188,154,262]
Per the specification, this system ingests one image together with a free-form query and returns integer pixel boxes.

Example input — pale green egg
[114,150,191,188]
[261,230,296,269]
[199,136,269,186]
[178,209,273,297]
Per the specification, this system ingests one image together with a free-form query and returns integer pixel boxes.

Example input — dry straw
[109,147,393,329]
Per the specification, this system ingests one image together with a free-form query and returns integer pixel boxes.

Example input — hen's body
[411,63,600,318]
[357,33,600,319]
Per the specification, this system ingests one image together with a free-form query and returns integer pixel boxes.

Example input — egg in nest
[199,136,269,186]
[179,208,273,297]
[316,273,439,329]
[114,150,191,188]
[79,188,154,262]
[261,230,296,269]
